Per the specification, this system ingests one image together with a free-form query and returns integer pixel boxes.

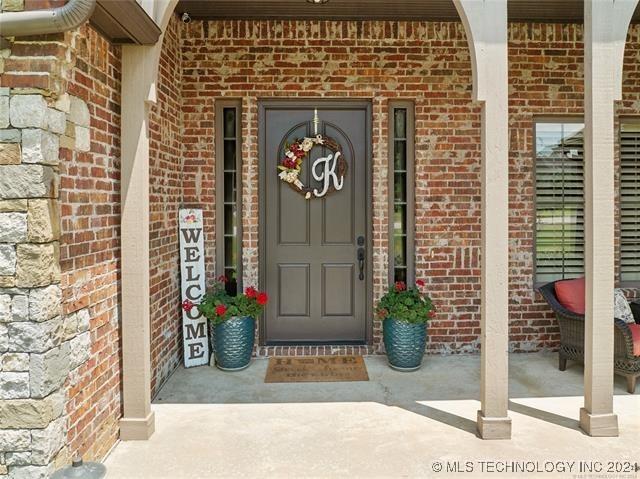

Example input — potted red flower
[182,276,268,371]
[376,279,435,371]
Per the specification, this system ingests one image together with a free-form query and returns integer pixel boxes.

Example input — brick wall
[175,19,640,355]
[59,24,122,461]
[149,16,185,396]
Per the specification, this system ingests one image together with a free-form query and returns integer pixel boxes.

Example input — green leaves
[198,285,266,325]
[375,284,434,324]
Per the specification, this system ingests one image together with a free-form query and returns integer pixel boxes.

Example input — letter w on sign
[179,208,209,367]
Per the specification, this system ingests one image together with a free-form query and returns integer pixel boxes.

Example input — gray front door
[261,102,370,343]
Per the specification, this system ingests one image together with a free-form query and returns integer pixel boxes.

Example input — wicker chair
[538,281,640,393]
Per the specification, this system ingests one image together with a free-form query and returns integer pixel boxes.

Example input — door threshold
[256,343,375,358]
[265,341,367,346]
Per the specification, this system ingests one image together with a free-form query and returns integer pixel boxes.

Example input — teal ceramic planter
[383,317,427,371]
[213,316,255,371]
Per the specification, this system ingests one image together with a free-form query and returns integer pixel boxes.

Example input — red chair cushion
[554,277,585,315]
[629,324,640,357]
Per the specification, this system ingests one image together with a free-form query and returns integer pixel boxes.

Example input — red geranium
[217,274,228,283]
[377,308,388,319]
[256,292,269,306]
[182,299,194,312]
[416,279,425,287]
[245,286,257,299]
[215,304,227,316]
[395,281,406,292]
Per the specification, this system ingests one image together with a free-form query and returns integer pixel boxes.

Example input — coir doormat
[265,355,369,383]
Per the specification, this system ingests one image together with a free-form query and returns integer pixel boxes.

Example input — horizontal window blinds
[535,122,585,283]
[620,122,640,283]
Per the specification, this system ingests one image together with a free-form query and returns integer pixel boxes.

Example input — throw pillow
[554,277,585,315]
[614,289,635,324]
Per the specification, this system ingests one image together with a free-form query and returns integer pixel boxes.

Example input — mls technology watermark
[430,459,639,476]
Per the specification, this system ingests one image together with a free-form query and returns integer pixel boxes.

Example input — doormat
[265,356,369,383]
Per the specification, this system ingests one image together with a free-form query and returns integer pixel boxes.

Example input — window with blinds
[534,122,585,284]
[620,122,640,284]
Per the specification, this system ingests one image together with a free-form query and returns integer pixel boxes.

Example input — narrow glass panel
[393,205,406,235]
[223,108,236,138]
[224,172,236,203]
[224,204,236,235]
[394,109,406,138]
[390,104,412,286]
[224,236,237,268]
[393,267,407,283]
[224,140,236,170]
[224,268,237,296]
[394,236,406,267]
[394,173,406,202]
[394,141,406,170]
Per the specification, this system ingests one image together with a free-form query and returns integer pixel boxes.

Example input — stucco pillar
[453,0,511,439]
[580,0,637,437]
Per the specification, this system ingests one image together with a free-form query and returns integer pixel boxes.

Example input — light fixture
[306,0,329,4]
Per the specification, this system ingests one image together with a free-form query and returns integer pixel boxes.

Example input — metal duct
[0,0,96,38]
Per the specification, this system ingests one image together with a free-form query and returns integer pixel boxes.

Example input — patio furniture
[538,280,640,393]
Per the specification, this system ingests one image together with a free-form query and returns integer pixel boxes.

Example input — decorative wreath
[277,134,348,200]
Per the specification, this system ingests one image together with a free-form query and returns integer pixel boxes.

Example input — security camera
[181,12,191,24]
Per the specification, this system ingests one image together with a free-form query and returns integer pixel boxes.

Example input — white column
[581,0,637,437]
[453,0,511,439]
[119,44,157,440]
[118,0,178,441]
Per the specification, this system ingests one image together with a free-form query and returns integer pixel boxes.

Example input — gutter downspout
[0,0,96,38]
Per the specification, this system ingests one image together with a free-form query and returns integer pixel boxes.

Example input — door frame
[257,98,374,346]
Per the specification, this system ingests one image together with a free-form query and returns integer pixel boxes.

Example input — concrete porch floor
[104,353,640,478]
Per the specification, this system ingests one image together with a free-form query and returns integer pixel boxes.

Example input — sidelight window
[215,100,242,295]
[388,101,415,285]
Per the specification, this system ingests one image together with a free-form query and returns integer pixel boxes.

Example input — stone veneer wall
[176,20,640,356]
[0,1,123,475]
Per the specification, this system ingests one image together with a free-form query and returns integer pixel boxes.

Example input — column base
[477,410,511,439]
[579,408,618,437]
[119,411,155,440]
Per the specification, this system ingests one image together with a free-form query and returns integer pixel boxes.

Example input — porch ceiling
[176,0,640,23]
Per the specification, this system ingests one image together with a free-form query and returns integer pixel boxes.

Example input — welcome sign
[179,208,209,367]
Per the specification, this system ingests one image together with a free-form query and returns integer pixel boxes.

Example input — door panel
[263,104,369,343]
[278,264,310,317]
[322,264,354,317]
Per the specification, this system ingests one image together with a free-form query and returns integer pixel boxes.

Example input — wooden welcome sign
[179,208,209,367]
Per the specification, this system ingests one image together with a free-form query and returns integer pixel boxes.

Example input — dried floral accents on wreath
[277,134,347,199]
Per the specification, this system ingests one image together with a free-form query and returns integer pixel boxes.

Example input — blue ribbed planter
[383,317,427,371]
[213,316,255,371]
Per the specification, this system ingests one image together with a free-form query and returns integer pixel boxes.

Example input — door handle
[357,247,365,281]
